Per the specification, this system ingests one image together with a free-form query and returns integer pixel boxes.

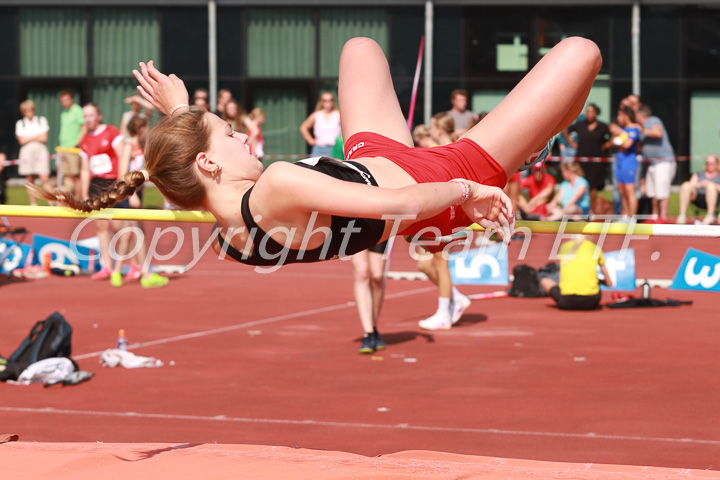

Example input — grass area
[5,184,166,209]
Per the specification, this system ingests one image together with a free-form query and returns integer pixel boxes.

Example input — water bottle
[642,282,651,299]
[117,329,128,351]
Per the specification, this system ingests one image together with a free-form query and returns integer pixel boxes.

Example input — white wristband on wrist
[169,103,190,116]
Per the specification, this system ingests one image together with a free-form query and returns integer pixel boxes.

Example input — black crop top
[216,157,386,267]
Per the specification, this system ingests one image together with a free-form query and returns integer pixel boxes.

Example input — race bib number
[89,153,113,175]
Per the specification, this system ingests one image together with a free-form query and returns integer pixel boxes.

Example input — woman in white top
[15,100,50,206]
[299,92,341,157]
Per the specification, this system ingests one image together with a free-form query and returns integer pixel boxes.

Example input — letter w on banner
[670,248,720,292]
[449,243,509,286]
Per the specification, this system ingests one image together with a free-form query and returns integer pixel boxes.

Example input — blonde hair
[431,112,458,143]
[561,161,585,177]
[249,107,265,119]
[315,92,337,112]
[20,100,35,114]
[31,107,211,212]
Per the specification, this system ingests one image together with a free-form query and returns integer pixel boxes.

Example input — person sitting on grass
[676,154,720,225]
[32,36,603,270]
[542,162,590,221]
[517,162,556,220]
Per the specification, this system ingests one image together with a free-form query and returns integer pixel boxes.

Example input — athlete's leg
[338,37,413,147]
[351,250,375,334]
[367,250,387,327]
[463,37,602,179]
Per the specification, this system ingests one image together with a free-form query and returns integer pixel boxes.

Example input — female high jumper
[34,37,601,268]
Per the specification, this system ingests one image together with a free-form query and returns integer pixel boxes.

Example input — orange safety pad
[2,443,719,480]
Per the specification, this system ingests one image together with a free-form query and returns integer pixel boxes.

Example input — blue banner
[670,248,720,293]
[599,248,636,291]
[32,234,101,272]
[0,239,33,274]
[448,243,509,286]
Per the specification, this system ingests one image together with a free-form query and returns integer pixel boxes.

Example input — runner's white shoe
[418,309,452,331]
[451,294,472,325]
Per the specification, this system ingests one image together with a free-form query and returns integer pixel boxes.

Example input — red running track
[1,217,718,471]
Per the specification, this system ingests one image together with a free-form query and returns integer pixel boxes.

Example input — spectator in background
[676,154,720,225]
[78,103,125,281]
[223,99,259,149]
[299,92,341,157]
[119,94,154,139]
[612,106,641,219]
[635,105,676,222]
[623,94,642,112]
[517,162,556,220]
[563,103,612,213]
[412,124,435,148]
[58,90,87,196]
[193,88,209,109]
[447,89,477,137]
[543,161,590,221]
[214,88,232,117]
[540,235,612,311]
[0,152,7,204]
[430,112,457,146]
[15,100,50,206]
[111,113,169,288]
[248,107,265,160]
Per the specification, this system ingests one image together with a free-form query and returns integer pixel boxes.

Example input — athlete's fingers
[135,85,162,112]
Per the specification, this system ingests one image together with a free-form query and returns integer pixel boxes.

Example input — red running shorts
[344,132,508,237]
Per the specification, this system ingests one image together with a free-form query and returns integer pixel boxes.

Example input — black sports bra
[216,157,386,267]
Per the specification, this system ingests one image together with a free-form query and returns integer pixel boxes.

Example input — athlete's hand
[133,61,189,116]
[461,182,515,243]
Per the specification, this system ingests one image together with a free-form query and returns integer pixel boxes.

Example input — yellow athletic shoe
[141,273,169,289]
[110,271,123,288]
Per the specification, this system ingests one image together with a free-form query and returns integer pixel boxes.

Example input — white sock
[452,287,462,300]
[437,296,451,313]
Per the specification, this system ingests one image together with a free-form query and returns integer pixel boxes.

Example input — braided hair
[30,107,212,212]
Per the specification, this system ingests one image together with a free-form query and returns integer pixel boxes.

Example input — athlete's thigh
[338,37,413,147]
[462,37,601,168]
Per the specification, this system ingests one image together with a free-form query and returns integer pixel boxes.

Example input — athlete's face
[205,112,262,180]
[83,105,101,132]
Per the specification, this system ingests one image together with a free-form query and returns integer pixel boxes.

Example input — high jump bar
[1,205,719,237]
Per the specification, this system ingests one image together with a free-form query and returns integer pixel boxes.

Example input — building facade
[1,1,720,176]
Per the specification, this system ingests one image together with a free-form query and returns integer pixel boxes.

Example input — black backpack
[8,312,73,364]
[509,265,546,298]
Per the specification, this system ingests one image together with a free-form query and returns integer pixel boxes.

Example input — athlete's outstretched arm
[255,162,514,241]
[133,61,189,116]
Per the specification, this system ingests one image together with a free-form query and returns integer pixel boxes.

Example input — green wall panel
[247,9,314,78]
[253,88,307,158]
[93,8,160,77]
[20,8,87,77]
[319,9,387,78]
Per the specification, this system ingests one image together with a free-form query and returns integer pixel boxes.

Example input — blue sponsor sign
[32,234,101,272]
[670,248,720,293]
[448,243,509,286]
[599,248,636,291]
[0,239,33,274]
